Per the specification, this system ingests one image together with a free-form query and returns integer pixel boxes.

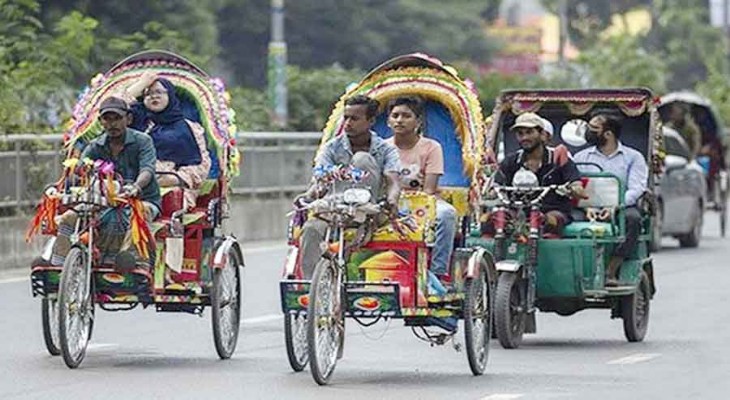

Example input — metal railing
[0,132,323,209]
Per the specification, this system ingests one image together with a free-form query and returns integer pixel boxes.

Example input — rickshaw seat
[563,174,622,238]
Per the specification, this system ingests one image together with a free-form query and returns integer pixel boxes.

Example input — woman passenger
[123,71,212,210]
[385,96,457,295]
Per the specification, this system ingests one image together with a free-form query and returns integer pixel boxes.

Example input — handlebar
[492,183,571,207]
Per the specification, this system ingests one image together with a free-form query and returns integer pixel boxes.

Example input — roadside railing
[0,132,323,210]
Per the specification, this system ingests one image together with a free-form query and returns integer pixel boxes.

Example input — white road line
[242,314,281,324]
[0,276,28,284]
[480,395,524,400]
[607,353,661,365]
[87,343,119,351]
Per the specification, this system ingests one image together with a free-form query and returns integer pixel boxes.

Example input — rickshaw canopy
[63,50,240,178]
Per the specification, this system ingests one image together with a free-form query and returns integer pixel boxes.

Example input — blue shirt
[573,143,648,206]
[80,128,161,210]
[315,132,400,173]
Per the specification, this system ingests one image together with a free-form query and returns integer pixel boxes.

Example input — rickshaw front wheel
[211,245,242,360]
[621,270,651,342]
[41,298,61,356]
[463,261,491,375]
[58,247,94,369]
[307,257,342,386]
[495,272,525,349]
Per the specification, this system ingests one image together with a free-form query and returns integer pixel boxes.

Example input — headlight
[343,188,371,205]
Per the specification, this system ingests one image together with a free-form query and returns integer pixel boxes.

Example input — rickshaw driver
[574,113,648,287]
[49,96,162,270]
[491,112,586,235]
[296,95,402,279]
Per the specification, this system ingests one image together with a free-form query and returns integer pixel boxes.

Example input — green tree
[577,34,667,92]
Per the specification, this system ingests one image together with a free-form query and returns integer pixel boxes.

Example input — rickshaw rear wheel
[58,247,94,369]
[211,245,242,360]
[495,272,525,349]
[307,257,343,386]
[41,298,61,356]
[621,270,651,342]
[463,262,491,375]
[284,312,308,372]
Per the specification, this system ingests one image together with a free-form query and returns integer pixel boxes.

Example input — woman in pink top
[385,96,457,295]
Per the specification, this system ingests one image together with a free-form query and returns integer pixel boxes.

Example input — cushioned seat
[563,221,615,238]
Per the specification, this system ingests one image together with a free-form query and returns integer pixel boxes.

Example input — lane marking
[242,314,280,324]
[607,353,661,365]
[480,395,524,400]
[87,343,118,351]
[0,276,28,284]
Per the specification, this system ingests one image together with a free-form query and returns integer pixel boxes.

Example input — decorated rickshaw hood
[63,50,240,178]
[321,52,487,189]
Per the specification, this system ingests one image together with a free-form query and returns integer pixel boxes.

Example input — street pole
[558,0,567,67]
[268,0,288,128]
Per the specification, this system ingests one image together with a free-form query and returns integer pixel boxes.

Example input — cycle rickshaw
[659,91,728,237]
[279,53,494,385]
[27,50,244,368]
[471,88,660,348]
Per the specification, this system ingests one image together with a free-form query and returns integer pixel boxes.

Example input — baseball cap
[541,117,554,136]
[99,96,130,116]
[510,112,544,130]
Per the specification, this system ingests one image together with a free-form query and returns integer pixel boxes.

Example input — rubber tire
[463,265,491,375]
[679,202,702,248]
[284,312,308,372]
[621,271,651,342]
[649,202,663,253]
[211,246,242,360]
[41,298,61,356]
[720,195,727,238]
[307,258,342,386]
[494,272,525,349]
[58,247,92,369]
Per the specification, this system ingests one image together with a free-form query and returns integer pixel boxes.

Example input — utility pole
[558,0,568,66]
[268,0,288,128]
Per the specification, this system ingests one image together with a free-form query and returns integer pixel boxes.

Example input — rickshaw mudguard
[212,236,243,270]
[467,247,497,283]
[495,259,522,273]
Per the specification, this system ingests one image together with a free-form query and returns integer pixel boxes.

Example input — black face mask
[586,129,606,146]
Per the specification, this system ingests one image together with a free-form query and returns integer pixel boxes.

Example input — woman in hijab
[123,71,212,210]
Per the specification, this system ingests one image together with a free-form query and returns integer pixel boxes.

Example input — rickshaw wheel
[720,199,727,237]
[41,298,61,356]
[463,262,491,375]
[58,247,94,369]
[284,312,308,372]
[495,272,525,349]
[621,271,651,342]
[307,258,342,386]
[211,246,242,360]
[679,202,703,248]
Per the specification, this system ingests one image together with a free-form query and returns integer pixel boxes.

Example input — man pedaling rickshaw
[295,95,402,279]
[484,112,587,236]
[49,96,161,271]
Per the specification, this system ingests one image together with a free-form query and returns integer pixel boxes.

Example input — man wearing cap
[50,96,161,270]
[492,112,585,235]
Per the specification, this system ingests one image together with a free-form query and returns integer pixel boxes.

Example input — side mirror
[560,119,588,147]
[664,154,688,171]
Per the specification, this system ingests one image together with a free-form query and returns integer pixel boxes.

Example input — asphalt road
[1,217,728,400]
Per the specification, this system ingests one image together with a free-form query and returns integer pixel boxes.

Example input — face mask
[586,129,606,146]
